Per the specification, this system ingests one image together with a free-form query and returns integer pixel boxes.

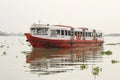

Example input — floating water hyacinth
[7,45,9,48]
[0,45,5,48]
[80,64,88,70]
[27,43,31,47]
[101,50,112,55]
[21,51,28,54]
[111,60,119,64]
[1,51,7,56]
[92,66,102,78]
[106,43,120,45]
[106,43,117,45]
[105,50,112,55]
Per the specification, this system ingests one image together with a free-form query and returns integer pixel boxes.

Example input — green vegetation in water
[1,51,7,56]
[92,66,102,77]
[111,60,119,64]
[0,45,5,48]
[7,46,9,48]
[3,51,6,55]
[28,43,31,47]
[106,43,120,45]
[80,64,88,70]
[101,50,112,55]
[21,51,28,54]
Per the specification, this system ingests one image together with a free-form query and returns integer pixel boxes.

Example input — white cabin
[30,23,103,41]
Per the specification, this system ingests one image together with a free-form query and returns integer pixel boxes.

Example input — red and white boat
[25,23,104,48]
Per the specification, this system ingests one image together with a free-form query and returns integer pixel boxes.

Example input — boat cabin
[30,23,103,40]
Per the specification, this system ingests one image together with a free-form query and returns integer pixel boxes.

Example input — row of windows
[56,30,102,37]
[31,28,48,35]
[31,28,102,37]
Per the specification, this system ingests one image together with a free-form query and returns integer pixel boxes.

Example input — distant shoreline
[0,34,24,36]
[104,33,120,36]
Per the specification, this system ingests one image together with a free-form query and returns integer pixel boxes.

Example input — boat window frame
[61,30,64,35]
[31,27,48,35]
[50,30,57,37]
[65,30,68,36]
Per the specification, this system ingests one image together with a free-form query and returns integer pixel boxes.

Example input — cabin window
[68,31,71,36]
[31,28,48,35]
[96,34,97,37]
[90,32,92,37]
[77,32,78,35]
[97,33,102,37]
[50,30,57,37]
[75,31,77,36]
[83,32,85,37]
[61,30,64,35]
[56,30,60,35]
[100,33,102,37]
[80,32,82,36]
[65,30,67,36]
[86,32,88,37]
[87,32,91,37]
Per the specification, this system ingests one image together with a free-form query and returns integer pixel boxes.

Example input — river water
[0,36,120,80]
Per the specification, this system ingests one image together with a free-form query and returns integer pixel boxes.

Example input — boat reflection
[26,46,103,75]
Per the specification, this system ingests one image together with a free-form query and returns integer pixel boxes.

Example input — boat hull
[25,33,104,48]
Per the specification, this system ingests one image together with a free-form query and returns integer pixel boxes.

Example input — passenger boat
[25,23,104,48]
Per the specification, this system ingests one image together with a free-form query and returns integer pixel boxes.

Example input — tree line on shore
[0,30,24,36]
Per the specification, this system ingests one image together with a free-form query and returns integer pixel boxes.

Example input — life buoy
[76,34,81,40]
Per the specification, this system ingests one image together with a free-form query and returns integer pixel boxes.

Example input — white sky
[0,0,120,34]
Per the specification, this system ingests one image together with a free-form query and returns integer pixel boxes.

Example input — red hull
[25,33,103,48]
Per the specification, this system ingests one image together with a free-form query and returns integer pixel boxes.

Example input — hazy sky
[0,0,120,34]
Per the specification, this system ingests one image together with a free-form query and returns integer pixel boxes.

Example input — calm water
[0,36,120,80]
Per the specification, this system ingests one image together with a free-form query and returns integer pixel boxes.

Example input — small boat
[25,23,104,48]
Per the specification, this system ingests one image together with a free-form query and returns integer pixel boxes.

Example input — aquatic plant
[101,50,112,55]
[7,46,9,48]
[106,43,120,45]
[111,60,119,64]
[28,43,31,47]
[80,64,88,70]
[92,66,102,77]
[0,45,4,48]
[104,50,112,55]
[21,51,28,54]
[117,43,120,45]
[3,51,6,55]
[106,43,117,45]
[16,56,18,58]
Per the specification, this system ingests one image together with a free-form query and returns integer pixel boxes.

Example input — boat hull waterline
[25,33,103,48]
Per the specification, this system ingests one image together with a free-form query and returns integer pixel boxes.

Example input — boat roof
[30,23,103,33]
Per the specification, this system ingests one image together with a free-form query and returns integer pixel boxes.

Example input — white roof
[30,23,103,33]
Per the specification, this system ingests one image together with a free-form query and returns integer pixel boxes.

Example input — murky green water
[0,36,120,80]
